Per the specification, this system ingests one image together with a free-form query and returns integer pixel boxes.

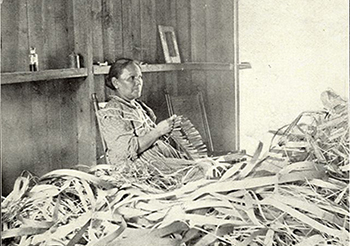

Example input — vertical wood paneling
[1,0,83,195]
[190,0,207,63]
[71,0,96,165]
[142,0,169,120]
[218,0,237,150]
[140,0,157,62]
[165,0,178,96]
[206,0,233,62]
[152,0,169,119]
[42,1,70,169]
[1,85,18,194]
[190,0,208,127]
[140,0,157,109]
[92,0,106,163]
[206,0,236,151]
[176,0,191,63]
[53,0,76,167]
[59,80,79,167]
[66,0,75,55]
[92,0,105,100]
[155,0,176,63]
[148,72,168,121]
[190,0,207,91]
[102,0,121,63]
[156,0,178,103]
[112,0,124,60]
[122,0,141,59]
[176,0,192,95]
[13,83,32,179]
[42,1,58,69]
[92,0,104,64]
[45,80,63,168]
[92,0,105,99]
[206,0,225,151]
[30,81,50,175]
[18,0,29,70]
[1,84,32,195]
[1,0,20,72]
[54,0,70,68]
[1,0,31,195]
[27,0,45,69]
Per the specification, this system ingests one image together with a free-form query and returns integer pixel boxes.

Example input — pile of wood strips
[2,90,349,246]
[269,89,349,182]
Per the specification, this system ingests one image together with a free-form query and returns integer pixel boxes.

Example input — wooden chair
[165,91,246,161]
[165,91,214,153]
[91,93,109,163]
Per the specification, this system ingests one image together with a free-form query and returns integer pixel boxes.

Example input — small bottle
[29,47,39,71]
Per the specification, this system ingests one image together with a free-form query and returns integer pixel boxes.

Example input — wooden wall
[1,0,96,195]
[1,0,81,195]
[92,0,238,149]
[1,0,238,195]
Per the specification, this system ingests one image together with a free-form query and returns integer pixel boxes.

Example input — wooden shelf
[93,62,234,75]
[1,68,88,85]
[0,62,246,84]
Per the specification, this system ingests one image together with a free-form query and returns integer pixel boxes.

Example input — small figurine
[29,47,39,71]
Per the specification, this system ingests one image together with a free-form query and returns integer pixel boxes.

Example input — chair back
[165,91,214,153]
[92,93,109,163]
[165,91,246,162]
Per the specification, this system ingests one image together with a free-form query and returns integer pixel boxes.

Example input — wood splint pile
[2,90,349,246]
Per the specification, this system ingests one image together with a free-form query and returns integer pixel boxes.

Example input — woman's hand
[155,115,177,136]
[137,115,180,154]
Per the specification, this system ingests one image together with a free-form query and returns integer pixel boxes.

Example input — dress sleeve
[97,108,139,161]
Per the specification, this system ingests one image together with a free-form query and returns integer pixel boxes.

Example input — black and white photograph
[1,0,349,245]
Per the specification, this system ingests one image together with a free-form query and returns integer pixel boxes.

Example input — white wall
[239,0,349,154]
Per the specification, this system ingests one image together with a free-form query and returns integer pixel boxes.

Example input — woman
[97,58,194,189]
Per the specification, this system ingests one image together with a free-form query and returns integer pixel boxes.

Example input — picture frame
[158,25,181,63]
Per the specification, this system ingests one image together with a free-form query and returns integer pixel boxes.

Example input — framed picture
[158,25,181,63]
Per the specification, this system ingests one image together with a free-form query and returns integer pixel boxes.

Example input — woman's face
[113,62,143,101]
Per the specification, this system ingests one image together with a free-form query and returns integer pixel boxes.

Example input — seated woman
[97,58,196,189]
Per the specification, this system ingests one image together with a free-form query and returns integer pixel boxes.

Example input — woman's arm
[137,115,177,154]
[99,107,178,160]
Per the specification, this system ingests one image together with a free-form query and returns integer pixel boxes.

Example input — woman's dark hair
[106,58,141,90]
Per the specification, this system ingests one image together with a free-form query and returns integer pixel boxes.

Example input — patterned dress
[96,95,194,189]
